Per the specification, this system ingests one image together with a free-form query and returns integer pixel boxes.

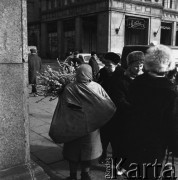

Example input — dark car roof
[121,45,150,69]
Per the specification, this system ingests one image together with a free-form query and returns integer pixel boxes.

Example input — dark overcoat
[28,54,42,84]
[127,73,177,166]
[89,57,99,81]
[107,71,133,160]
[97,66,126,157]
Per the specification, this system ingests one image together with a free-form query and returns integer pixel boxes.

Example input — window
[48,32,58,58]
[163,0,176,9]
[64,0,68,5]
[176,23,178,46]
[54,0,58,8]
[47,23,58,58]
[47,0,52,9]
[160,22,172,45]
[41,0,47,11]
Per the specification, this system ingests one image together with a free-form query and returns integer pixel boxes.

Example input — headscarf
[76,64,93,83]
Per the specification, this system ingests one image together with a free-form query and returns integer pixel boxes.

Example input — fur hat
[127,51,145,66]
[144,45,175,73]
[104,52,120,65]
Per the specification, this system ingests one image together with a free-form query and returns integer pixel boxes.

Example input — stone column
[150,17,161,45]
[75,17,82,52]
[97,12,109,54]
[164,0,168,8]
[109,11,125,54]
[0,0,49,179]
[172,22,177,46]
[40,22,47,58]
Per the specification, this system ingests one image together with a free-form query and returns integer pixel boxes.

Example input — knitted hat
[104,52,120,65]
[144,45,175,73]
[30,48,37,54]
[127,51,145,66]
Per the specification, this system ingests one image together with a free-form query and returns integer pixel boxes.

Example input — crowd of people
[29,44,178,180]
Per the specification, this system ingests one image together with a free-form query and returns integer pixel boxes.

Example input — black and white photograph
[0,0,178,179]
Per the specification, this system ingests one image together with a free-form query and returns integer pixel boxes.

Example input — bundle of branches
[37,60,75,101]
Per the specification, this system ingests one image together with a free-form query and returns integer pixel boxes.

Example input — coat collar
[135,72,175,90]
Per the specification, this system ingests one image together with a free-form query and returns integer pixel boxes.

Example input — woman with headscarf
[59,64,116,180]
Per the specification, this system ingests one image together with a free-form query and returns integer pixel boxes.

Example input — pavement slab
[30,117,48,128]
[32,124,51,134]
[30,138,59,153]
[32,146,64,164]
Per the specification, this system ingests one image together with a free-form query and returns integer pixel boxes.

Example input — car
[78,53,91,63]
[65,53,104,69]
[65,53,91,63]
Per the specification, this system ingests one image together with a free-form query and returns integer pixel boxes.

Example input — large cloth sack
[49,81,116,143]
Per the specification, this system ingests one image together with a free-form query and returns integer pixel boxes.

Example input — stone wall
[0,0,49,179]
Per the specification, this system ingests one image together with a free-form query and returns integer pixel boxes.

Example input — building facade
[27,0,178,59]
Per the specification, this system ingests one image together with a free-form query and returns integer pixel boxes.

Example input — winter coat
[28,54,42,84]
[97,67,114,93]
[89,57,99,81]
[127,72,177,165]
[97,65,125,103]
[106,66,125,107]
[107,71,133,160]
[63,129,102,162]
[97,66,126,157]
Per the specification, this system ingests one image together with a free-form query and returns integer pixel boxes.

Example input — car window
[84,56,91,63]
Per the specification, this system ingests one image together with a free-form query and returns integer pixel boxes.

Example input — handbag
[49,82,116,144]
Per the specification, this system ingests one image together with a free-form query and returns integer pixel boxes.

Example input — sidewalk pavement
[29,91,108,180]
[29,87,178,180]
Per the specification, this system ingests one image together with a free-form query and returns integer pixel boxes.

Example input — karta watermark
[105,157,177,179]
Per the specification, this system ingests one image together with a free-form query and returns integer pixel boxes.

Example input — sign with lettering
[161,23,172,30]
[126,18,146,29]
[161,26,171,30]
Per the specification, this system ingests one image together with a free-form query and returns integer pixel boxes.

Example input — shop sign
[126,18,146,29]
[161,26,171,30]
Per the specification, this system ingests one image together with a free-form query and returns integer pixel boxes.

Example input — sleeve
[167,96,178,154]
[39,57,42,71]
[109,77,131,109]
[89,59,99,81]
[100,85,110,99]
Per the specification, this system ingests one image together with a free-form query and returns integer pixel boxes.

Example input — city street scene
[1,0,178,180]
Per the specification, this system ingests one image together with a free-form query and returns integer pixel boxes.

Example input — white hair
[144,44,175,73]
